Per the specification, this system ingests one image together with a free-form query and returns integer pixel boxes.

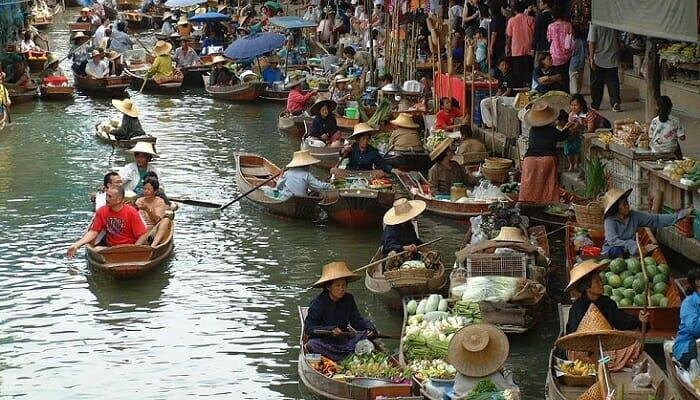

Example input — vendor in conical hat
[335,122,392,179]
[118,141,161,195]
[380,198,426,258]
[40,53,63,78]
[160,11,175,36]
[438,324,520,399]
[601,187,692,258]
[427,136,477,195]
[274,150,332,198]
[209,55,236,87]
[388,112,423,153]
[308,98,343,146]
[110,98,146,141]
[304,261,377,361]
[330,75,352,107]
[261,54,284,85]
[176,16,193,37]
[564,259,647,371]
[145,40,175,80]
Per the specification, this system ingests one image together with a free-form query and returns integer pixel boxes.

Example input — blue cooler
[472,89,490,126]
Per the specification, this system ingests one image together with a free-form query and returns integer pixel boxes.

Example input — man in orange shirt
[505,2,535,86]
[433,97,463,131]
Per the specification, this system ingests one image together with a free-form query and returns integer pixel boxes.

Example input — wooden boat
[664,345,700,399]
[297,306,414,400]
[68,22,96,35]
[39,80,74,100]
[181,64,211,87]
[545,304,676,400]
[29,13,54,30]
[234,153,322,219]
[94,124,157,149]
[396,170,507,220]
[385,150,432,174]
[299,120,343,169]
[6,84,38,104]
[116,0,141,10]
[73,73,130,97]
[260,86,290,101]
[86,220,174,279]
[319,180,395,229]
[278,111,312,139]
[564,223,684,343]
[124,67,183,94]
[25,52,48,73]
[124,11,154,30]
[203,75,266,101]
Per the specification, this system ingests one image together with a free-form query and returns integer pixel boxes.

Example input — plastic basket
[344,107,358,119]
[466,253,528,279]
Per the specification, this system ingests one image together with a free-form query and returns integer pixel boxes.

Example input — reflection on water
[0,8,562,399]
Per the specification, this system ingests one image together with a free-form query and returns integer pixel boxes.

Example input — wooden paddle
[352,237,443,273]
[636,231,649,349]
[169,197,222,208]
[219,170,283,210]
[56,39,91,65]
[312,330,399,340]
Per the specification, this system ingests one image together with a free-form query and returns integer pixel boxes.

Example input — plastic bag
[472,181,507,201]
[354,339,374,355]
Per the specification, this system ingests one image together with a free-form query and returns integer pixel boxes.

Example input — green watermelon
[626,258,642,274]
[603,285,613,296]
[612,288,624,298]
[611,294,622,304]
[608,274,623,288]
[651,293,665,307]
[605,271,616,280]
[600,272,608,285]
[610,258,627,274]
[623,288,636,299]
[632,278,645,294]
[652,274,668,285]
[644,256,657,266]
[633,294,647,307]
[622,275,636,289]
[645,264,659,277]
[619,298,633,307]
[620,270,633,281]
[657,263,670,276]
[659,297,669,307]
[653,282,668,295]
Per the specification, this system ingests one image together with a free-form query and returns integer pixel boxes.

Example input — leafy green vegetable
[583,156,607,198]
[339,353,412,380]
[467,379,498,398]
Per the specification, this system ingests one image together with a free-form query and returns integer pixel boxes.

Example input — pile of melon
[601,256,671,308]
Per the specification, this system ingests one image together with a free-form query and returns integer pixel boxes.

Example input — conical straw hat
[601,188,632,218]
[492,226,528,243]
[555,304,637,352]
[177,16,189,26]
[308,98,337,116]
[211,55,228,65]
[312,261,359,288]
[524,101,558,127]
[577,382,603,400]
[390,113,419,129]
[128,141,158,157]
[383,198,426,226]
[286,150,320,168]
[348,122,378,141]
[153,40,173,56]
[565,259,610,291]
[112,98,139,118]
[429,137,454,161]
[447,323,509,377]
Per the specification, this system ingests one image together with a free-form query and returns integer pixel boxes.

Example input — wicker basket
[454,151,489,165]
[384,268,434,288]
[572,200,604,228]
[484,157,513,168]
[481,164,509,184]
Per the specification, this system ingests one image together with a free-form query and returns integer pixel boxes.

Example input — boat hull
[125,68,183,94]
[74,73,130,97]
[40,85,74,100]
[95,126,157,149]
[204,77,266,102]
[278,112,311,139]
[320,189,394,229]
[664,349,700,399]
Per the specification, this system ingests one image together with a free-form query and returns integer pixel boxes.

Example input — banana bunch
[598,132,614,144]
[559,359,596,376]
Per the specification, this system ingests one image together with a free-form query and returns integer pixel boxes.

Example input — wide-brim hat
[447,323,509,377]
[429,137,454,161]
[153,40,173,56]
[266,54,281,64]
[286,150,320,168]
[381,83,401,93]
[555,303,637,352]
[285,73,305,89]
[211,55,228,64]
[390,113,419,129]
[105,50,122,61]
[128,140,159,157]
[308,98,337,116]
[72,32,88,41]
[162,11,173,19]
[177,17,189,26]
[348,122,378,141]
[112,98,139,118]
[334,74,351,83]
[565,259,610,291]
[312,261,359,288]
[90,49,102,58]
[44,54,59,68]
[493,226,528,243]
[524,101,558,127]
[601,188,633,218]
[383,198,426,225]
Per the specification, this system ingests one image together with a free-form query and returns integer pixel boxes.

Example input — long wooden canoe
[5,83,38,104]
[297,306,414,400]
[124,67,183,94]
[203,75,266,102]
[564,223,684,343]
[545,304,676,400]
[181,64,211,87]
[94,124,156,149]
[74,73,130,97]
[664,346,700,399]
[39,84,74,100]
[278,111,311,139]
[29,13,54,30]
[86,220,174,279]
[234,153,322,219]
[319,185,395,229]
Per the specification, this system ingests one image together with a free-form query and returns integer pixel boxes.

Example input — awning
[592,0,698,43]
[269,16,317,29]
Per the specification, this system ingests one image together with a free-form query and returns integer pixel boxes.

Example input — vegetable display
[339,353,411,380]
[425,131,448,152]
[601,256,671,308]
[661,158,698,183]
[408,359,456,380]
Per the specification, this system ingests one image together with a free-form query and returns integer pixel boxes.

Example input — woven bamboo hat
[334,74,351,83]
[565,259,610,291]
[72,31,88,41]
[492,226,528,243]
[578,382,604,400]
[286,150,320,168]
[312,261,359,288]
[153,40,173,56]
[80,7,90,12]
[162,11,173,20]
[128,141,158,157]
[429,137,454,161]
[524,101,558,127]
[90,49,102,58]
[601,188,633,218]
[555,303,637,352]
[285,72,305,89]
[211,55,228,65]
[105,50,122,61]
[447,323,509,377]
[308,98,337,116]
[112,98,139,117]
[383,198,426,225]
[348,122,378,141]
[177,16,190,26]
[390,113,419,129]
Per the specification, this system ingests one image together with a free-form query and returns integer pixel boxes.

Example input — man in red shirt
[505,2,535,86]
[433,97,463,131]
[67,186,149,257]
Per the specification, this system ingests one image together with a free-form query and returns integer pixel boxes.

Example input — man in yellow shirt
[146,41,174,81]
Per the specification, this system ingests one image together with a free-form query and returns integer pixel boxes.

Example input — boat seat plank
[98,245,153,263]
[241,166,273,177]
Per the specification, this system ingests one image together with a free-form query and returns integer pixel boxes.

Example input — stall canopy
[269,16,317,29]
[592,0,698,43]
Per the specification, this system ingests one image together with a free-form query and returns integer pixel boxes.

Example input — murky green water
[0,9,564,398]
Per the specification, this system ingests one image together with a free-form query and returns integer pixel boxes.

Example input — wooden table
[638,161,699,208]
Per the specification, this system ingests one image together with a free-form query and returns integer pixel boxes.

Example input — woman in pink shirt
[285,75,316,115]
[546,6,573,92]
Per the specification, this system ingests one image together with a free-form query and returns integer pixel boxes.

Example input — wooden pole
[644,37,660,123]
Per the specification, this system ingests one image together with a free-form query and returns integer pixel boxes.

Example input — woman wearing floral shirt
[649,96,685,156]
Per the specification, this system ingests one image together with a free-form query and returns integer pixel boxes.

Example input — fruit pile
[662,158,697,182]
[601,256,671,307]
[557,359,596,376]
[659,42,698,63]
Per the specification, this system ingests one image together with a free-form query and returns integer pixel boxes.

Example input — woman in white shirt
[649,95,685,157]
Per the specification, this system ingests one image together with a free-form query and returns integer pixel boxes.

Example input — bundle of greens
[339,353,411,380]
[583,157,607,198]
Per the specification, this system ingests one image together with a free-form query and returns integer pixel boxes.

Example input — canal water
[0,10,564,398]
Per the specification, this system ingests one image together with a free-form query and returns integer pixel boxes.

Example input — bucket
[345,107,358,119]
[346,100,358,109]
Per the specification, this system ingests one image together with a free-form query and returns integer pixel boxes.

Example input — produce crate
[603,154,649,182]
[609,173,649,211]
[466,253,528,279]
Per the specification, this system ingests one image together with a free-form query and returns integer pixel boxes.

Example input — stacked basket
[572,200,604,229]
[481,157,512,184]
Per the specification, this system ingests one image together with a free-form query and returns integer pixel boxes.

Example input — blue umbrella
[269,16,318,29]
[224,32,286,59]
[188,12,231,23]
[164,0,207,8]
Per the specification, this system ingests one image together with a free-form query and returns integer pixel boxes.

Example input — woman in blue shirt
[674,268,700,367]
[381,198,425,257]
[333,122,392,178]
